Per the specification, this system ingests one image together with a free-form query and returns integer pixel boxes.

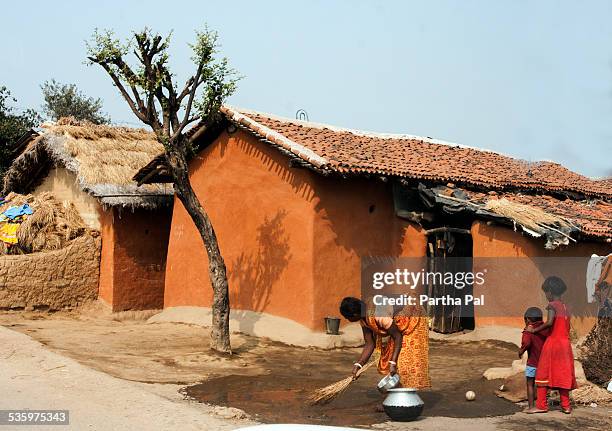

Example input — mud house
[2,119,174,311]
[135,107,611,339]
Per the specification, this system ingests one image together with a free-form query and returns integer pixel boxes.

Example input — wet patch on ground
[183,340,521,427]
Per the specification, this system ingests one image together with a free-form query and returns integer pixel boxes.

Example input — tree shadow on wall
[230,209,292,338]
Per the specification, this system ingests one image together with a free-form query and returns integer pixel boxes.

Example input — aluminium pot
[382,388,424,422]
[377,373,401,393]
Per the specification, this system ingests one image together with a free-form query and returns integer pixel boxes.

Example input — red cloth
[536,387,570,411]
[535,301,577,390]
[520,320,548,367]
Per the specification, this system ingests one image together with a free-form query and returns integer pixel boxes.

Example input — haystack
[579,318,612,386]
[0,192,90,255]
[572,383,612,406]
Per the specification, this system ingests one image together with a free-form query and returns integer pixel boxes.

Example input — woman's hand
[525,326,535,333]
[389,362,397,376]
[353,326,375,380]
[352,363,363,379]
[387,324,403,378]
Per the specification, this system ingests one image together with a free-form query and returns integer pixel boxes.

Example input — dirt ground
[0,308,609,430]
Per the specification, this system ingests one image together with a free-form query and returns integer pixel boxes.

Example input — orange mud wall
[97,206,172,311]
[163,129,426,330]
[311,175,427,330]
[472,221,611,337]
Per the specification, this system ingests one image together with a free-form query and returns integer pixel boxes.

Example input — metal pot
[377,373,401,393]
[382,388,424,422]
[324,317,340,335]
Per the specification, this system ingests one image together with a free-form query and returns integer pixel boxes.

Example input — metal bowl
[377,373,401,393]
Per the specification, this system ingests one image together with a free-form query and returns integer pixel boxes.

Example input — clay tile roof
[221,106,612,199]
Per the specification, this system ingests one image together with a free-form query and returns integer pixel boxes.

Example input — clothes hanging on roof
[2,204,33,220]
[0,223,20,244]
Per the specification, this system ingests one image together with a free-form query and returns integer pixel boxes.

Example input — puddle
[183,373,387,427]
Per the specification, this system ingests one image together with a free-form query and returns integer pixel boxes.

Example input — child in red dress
[525,276,577,414]
[518,307,548,410]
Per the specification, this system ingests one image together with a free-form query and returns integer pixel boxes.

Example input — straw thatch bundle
[484,198,574,234]
[484,198,578,249]
[0,192,88,255]
[572,383,612,405]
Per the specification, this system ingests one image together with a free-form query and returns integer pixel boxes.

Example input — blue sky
[2,0,611,177]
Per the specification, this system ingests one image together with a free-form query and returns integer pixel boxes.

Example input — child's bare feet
[524,407,548,414]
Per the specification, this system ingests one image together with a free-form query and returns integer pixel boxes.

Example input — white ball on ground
[465,390,476,401]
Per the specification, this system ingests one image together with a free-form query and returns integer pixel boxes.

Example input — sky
[1,0,611,178]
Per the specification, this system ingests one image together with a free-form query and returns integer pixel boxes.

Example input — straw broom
[308,360,376,405]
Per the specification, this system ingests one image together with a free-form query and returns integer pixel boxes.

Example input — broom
[308,360,376,405]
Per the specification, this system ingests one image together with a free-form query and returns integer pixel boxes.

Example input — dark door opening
[426,227,475,333]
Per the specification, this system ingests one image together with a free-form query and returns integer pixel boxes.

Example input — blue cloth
[2,204,33,220]
[525,365,537,378]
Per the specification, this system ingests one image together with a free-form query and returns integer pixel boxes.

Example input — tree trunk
[166,144,231,353]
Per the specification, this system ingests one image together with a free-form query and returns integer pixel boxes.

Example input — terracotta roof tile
[222,106,611,199]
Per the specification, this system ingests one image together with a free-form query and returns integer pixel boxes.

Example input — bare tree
[87,28,238,352]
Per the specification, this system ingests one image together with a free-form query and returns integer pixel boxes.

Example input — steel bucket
[324,317,341,335]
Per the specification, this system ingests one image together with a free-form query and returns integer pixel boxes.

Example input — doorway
[425,227,475,333]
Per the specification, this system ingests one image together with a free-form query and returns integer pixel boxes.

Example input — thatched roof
[2,119,173,208]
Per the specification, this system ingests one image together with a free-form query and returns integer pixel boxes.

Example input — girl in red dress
[526,276,577,414]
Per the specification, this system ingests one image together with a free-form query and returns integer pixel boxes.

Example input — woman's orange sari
[362,302,431,389]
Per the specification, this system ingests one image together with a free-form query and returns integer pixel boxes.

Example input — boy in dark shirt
[518,307,549,410]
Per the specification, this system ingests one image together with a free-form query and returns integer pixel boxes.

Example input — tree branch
[89,58,148,123]
[162,70,180,133]
[177,76,195,103]
[107,56,146,113]
[172,62,203,140]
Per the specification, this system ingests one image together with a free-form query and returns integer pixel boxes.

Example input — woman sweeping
[339,296,430,390]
